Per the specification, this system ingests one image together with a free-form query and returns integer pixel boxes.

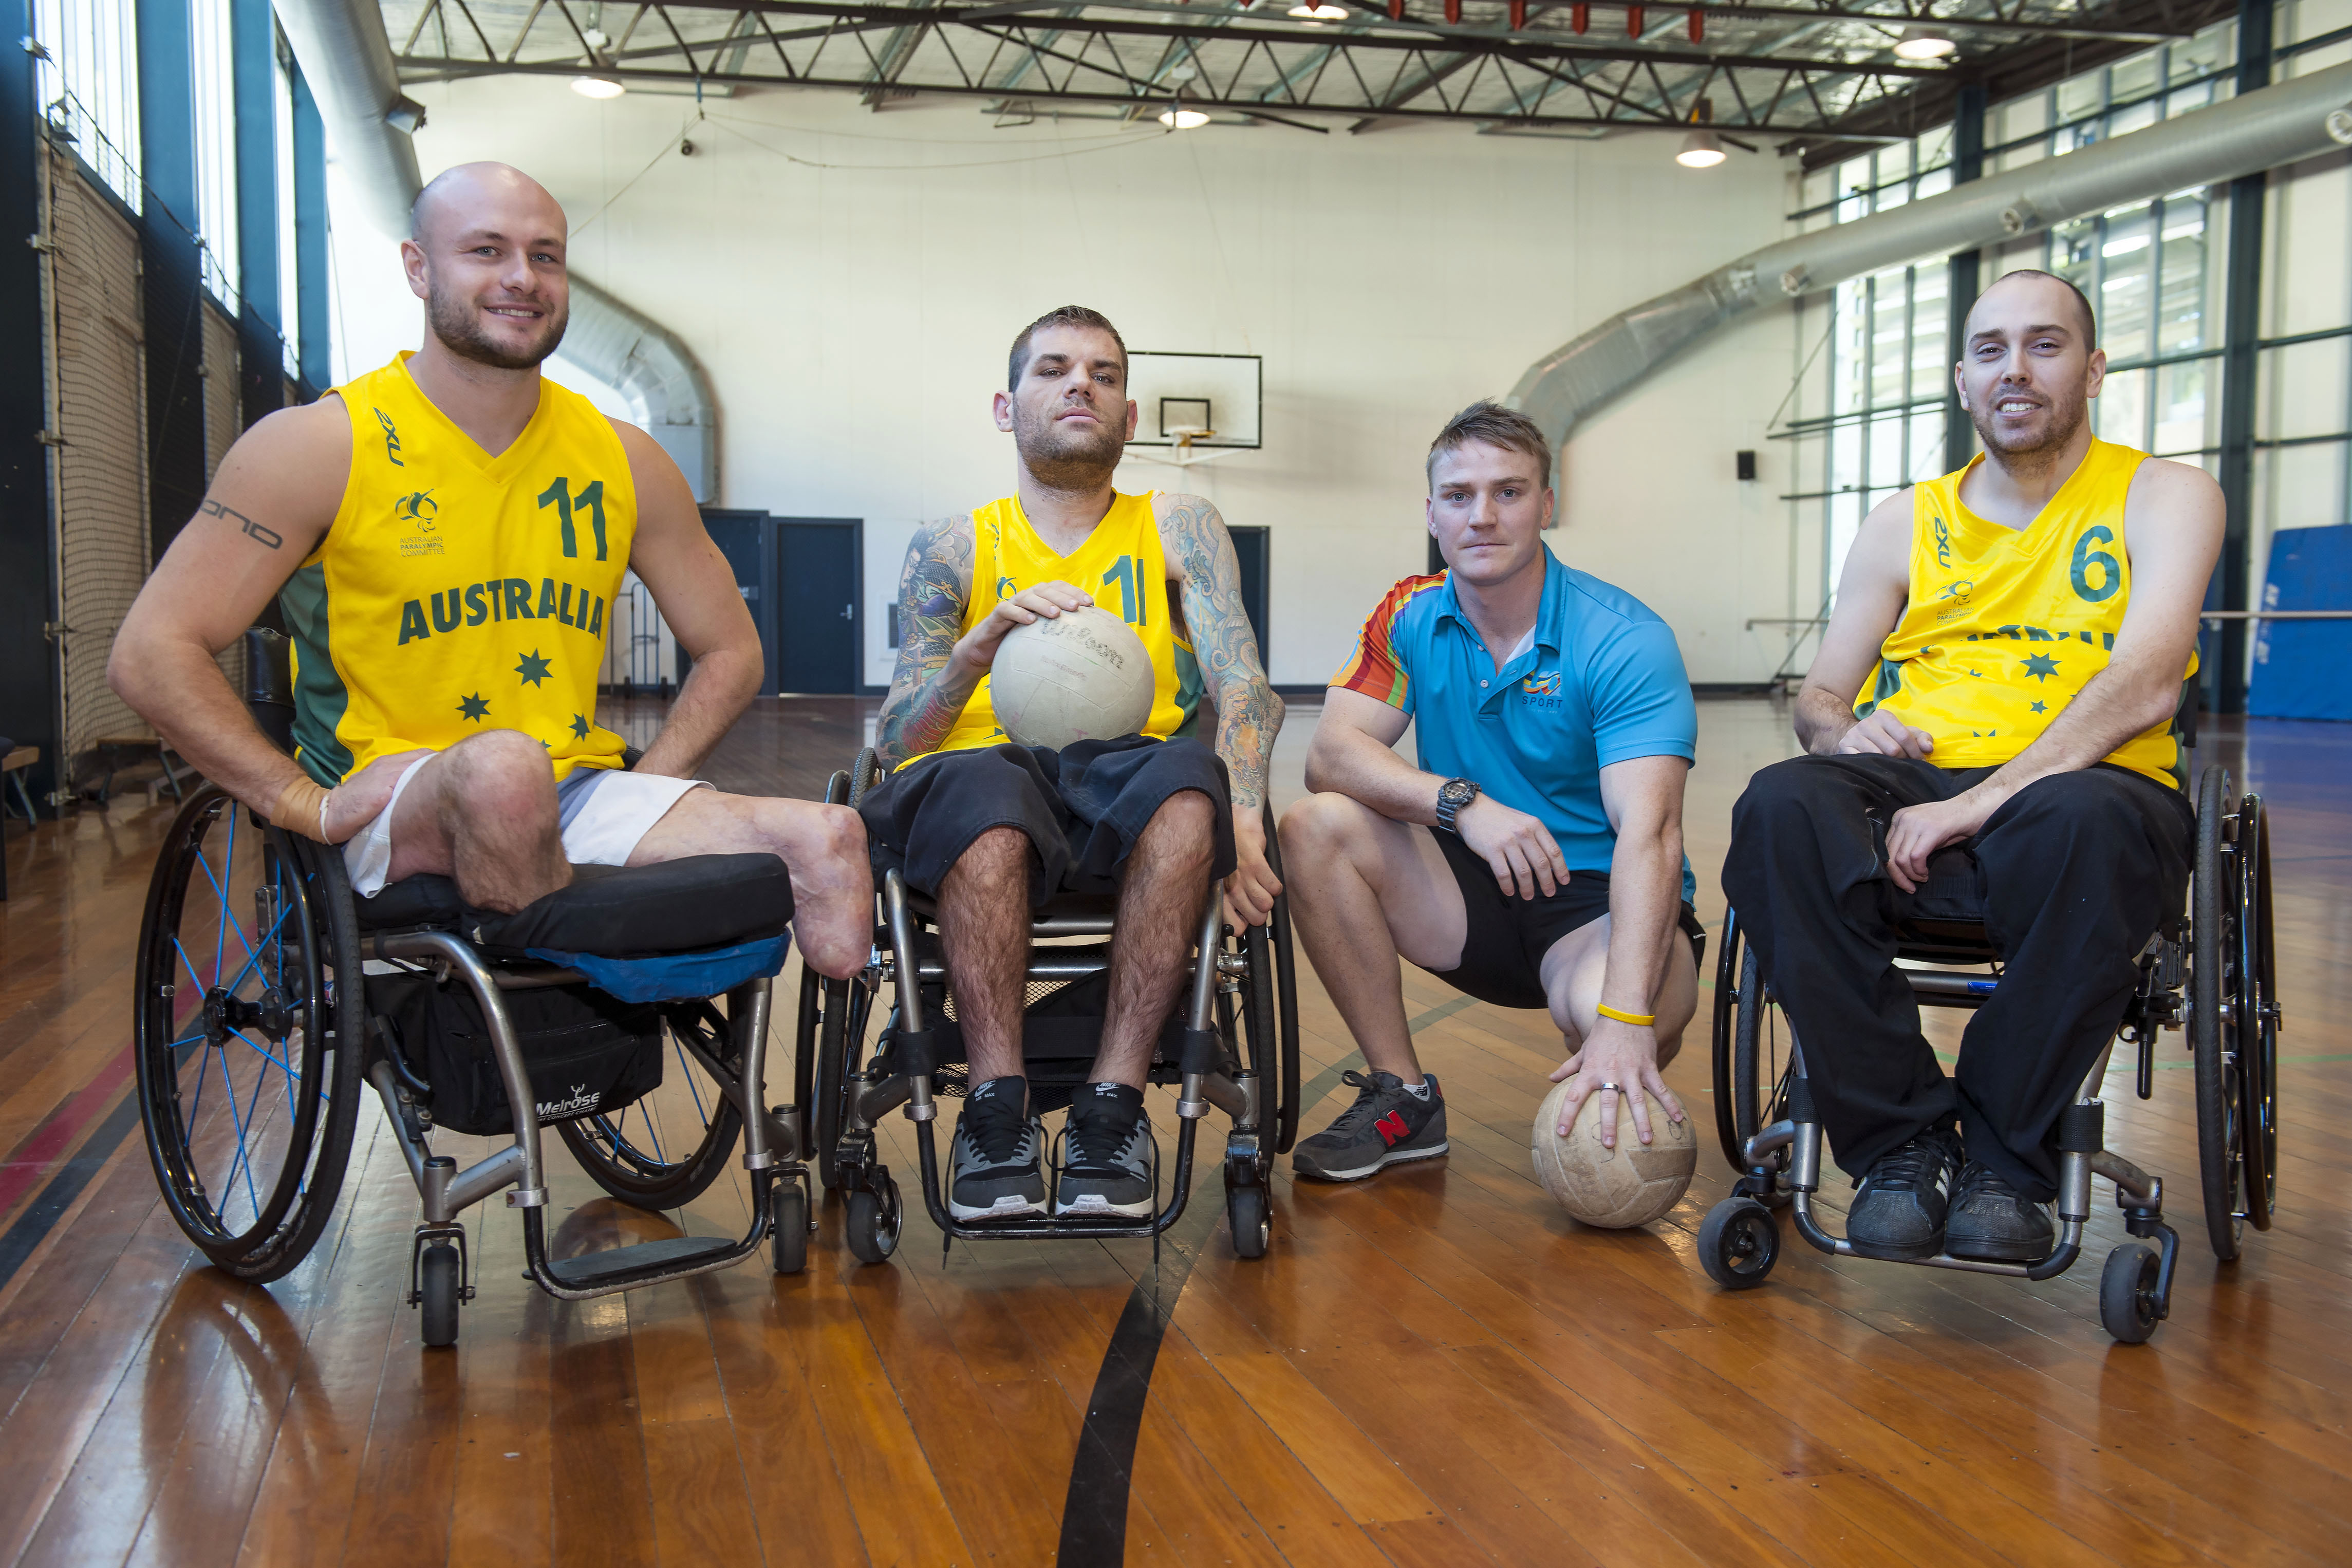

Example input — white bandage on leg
[340,754,434,898]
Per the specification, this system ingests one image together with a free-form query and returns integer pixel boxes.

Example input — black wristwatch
[1435,777,1481,834]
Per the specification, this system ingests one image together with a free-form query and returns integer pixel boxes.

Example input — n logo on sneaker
[1375,1111,1409,1146]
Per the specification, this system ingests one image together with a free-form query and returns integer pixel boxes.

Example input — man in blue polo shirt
[1280,401,1700,1180]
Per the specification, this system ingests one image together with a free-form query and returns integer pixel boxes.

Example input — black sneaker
[1846,1126,1960,1260]
[949,1076,1046,1220]
[1054,1082,1154,1218]
[1945,1160,2056,1262]
[1291,1070,1448,1182]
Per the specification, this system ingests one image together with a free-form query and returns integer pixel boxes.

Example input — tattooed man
[864,305,1283,1221]
[107,162,872,977]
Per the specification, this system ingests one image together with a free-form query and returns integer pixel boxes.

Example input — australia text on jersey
[395,576,610,646]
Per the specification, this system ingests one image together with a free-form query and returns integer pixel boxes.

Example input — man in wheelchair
[107,161,871,981]
[864,306,1282,1222]
[1723,270,2221,1263]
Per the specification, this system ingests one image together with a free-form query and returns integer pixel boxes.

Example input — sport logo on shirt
[1522,669,1561,696]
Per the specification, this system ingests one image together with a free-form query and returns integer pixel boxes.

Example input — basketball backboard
[1124,351,1262,450]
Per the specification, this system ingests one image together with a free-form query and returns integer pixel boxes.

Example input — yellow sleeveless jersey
[928,491,1205,757]
[279,353,634,785]
[1857,438,2190,789]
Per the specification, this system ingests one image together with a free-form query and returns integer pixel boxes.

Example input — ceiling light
[571,76,626,99]
[1159,106,1211,129]
[1287,2,1349,16]
[1893,25,1957,60]
[1675,127,1726,168]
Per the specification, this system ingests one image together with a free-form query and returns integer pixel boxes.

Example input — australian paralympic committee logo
[396,490,444,557]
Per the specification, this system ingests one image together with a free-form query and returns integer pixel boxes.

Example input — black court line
[1055,993,1477,1564]
[0,1093,142,1291]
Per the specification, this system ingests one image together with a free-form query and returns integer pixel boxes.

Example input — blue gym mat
[2248,524,2352,722]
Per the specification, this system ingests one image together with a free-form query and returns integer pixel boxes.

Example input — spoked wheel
[133,788,364,1282]
[810,978,875,1190]
[1258,801,1302,1156]
[2191,765,2251,1260]
[2234,793,2279,1235]
[556,997,743,1210]
[1710,914,1793,1207]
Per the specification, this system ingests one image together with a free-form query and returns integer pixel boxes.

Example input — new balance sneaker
[1054,1082,1154,1218]
[1845,1125,1961,1260]
[1945,1159,2056,1262]
[1291,1070,1448,1182]
[949,1076,1047,1220]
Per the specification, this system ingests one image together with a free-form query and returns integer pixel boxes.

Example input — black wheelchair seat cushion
[356,853,794,957]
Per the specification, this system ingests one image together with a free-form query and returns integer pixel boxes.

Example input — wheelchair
[1699,760,2279,1346]
[795,748,1300,1263]
[130,630,813,1347]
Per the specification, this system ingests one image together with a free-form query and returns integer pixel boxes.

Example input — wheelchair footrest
[542,1234,740,1289]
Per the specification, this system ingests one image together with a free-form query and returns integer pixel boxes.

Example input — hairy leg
[1539,916,1701,1069]
[628,789,875,979]
[383,729,568,913]
[1092,791,1217,1089]
[1276,792,1468,1082]
[938,827,1032,1086]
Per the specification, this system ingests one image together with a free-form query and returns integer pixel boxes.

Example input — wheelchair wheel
[1709,913,1791,1206]
[2099,1242,2161,1345]
[772,1181,809,1276]
[1226,1180,1271,1259]
[2190,764,2264,1260]
[809,976,874,1190]
[845,1174,902,1265]
[556,997,742,1210]
[1698,1197,1780,1290]
[1259,802,1302,1156]
[133,788,364,1282]
[418,1242,461,1349]
[2235,792,2279,1234]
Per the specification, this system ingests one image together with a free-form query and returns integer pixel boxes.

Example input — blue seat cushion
[356,853,794,957]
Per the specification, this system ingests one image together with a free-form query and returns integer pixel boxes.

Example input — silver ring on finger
[1595,1081,1624,1094]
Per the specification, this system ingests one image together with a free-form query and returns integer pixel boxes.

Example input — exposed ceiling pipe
[1507,61,2352,449]
[273,0,721,502]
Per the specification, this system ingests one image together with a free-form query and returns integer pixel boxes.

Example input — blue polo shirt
[1329,552,1697,898]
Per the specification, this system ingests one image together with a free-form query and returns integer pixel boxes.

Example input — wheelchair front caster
[2100,1242,2163,1344]
[1226,1183,1270,1259]
[1700,1198,1780,1291]
[773,1182,810,1276]
[418,1244,462,1347]
[845,1173,902,1265]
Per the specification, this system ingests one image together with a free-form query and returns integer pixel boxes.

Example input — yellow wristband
[273,777,331,843]
[1595,1003,1655,1028]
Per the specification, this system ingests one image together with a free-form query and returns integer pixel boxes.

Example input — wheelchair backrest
[244,627,296,755]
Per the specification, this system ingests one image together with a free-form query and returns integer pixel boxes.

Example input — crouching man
[1281,401,1698,1180]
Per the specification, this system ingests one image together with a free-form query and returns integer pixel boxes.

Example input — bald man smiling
[108,162,874,977]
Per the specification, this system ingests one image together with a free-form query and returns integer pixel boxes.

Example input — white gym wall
[327,81,1799,687]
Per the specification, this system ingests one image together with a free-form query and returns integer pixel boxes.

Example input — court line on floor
[1055,994,1474,1564]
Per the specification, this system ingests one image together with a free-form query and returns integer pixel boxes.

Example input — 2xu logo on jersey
[395,576,608,647]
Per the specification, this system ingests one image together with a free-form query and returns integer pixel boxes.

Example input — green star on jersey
[516,649,553,686]
[457,693,491,722]
[2031,700,2048,714]
[570,714,591,739]
[2021,652,2062,682]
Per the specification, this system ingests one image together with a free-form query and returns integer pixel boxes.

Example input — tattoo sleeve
[873,515,976,768]
[1164,495,1284,811]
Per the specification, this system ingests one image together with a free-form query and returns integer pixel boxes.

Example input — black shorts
[1426,827,1702,1011]
[859,736,1235,907]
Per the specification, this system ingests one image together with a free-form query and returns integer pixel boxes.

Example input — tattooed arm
[872,515,1099,769]
[1159,492,1286,925]
[108,398,413,837]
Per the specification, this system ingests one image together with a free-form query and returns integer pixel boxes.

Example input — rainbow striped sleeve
[1330,572,1445,711]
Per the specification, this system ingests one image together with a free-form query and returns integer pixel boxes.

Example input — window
[190,0,240,305]
[32,0,142,209]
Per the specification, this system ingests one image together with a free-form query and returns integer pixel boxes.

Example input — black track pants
[1721,754,2192,1200]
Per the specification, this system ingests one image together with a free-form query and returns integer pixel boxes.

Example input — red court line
[0,1043,136,1222]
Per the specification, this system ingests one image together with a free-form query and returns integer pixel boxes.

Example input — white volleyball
[1532,1078,1697,1229]
[989,605,1157,751]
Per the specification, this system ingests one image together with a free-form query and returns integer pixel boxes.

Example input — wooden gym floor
[0,695,2347,1567]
